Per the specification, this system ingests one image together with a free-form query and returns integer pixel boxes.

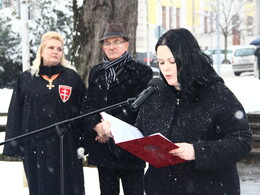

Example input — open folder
[100,112,187,168]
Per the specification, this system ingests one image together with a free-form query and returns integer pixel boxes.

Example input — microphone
[77,147,85,159]
[131,78,164,111]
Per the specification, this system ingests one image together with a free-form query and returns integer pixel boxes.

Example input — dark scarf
[102,51,132,86]
[39,64,65,77]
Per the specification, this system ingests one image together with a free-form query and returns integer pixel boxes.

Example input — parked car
[231,45,256,76]
[135,52,159,68]
[203,48,233,64]
[151,67,160,77]
[135,52,159,77]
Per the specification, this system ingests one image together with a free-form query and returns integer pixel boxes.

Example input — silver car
[231,45,256,76]
[204,48,234,64]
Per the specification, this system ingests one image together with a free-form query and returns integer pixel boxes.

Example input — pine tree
[30,0,73,60]
[0,8,22,88]
[0,0,73,88]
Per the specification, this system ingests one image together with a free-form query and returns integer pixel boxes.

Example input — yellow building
[136,0,257,51]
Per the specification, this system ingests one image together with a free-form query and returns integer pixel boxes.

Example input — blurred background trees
[0,9,21,88]
[0,0,138,87]
[0,0,258,88]
[0,0,73,88]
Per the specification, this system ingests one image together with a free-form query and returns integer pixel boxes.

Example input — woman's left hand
[93,120,112,143]
[169,143,195,161]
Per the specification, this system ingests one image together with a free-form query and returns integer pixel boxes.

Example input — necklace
[41,73,60,90]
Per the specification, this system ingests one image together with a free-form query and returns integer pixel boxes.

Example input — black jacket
[4,65,87,195]
[255,47,260,68]
[85,60,153,169]
[135,74,252,194]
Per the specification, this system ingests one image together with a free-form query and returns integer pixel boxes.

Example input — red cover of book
[117,133,187,168]
[100,112,187,168]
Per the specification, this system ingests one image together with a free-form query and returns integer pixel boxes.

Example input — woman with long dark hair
[135,28,252,194]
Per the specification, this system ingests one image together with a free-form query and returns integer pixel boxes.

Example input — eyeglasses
[103,41,125,48]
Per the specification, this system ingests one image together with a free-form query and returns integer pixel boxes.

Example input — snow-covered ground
[238,162,260,195]
[0,161,258,195]
[0,161,103,195]
[0,64,260,194]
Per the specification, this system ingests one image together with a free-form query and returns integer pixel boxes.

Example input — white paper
[100,112,144,144]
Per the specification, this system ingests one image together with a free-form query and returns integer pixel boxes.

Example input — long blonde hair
[30,31,76,76]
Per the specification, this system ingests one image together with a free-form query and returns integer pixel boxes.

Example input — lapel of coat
[109,61,136,88]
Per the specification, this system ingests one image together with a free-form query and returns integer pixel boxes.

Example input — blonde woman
[4,31,86,195]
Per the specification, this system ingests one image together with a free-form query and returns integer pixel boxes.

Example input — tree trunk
[72,0,138,85]
[224,32,228,64]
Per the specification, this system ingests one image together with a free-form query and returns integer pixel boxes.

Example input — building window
[176,8,180,28]
[204,11,208,33]
[162,6,167,30]
[170,6,174,29]
[232,14,241,45]
[246,16,254,36]
[210,11,214,33]
[0,0,11,9]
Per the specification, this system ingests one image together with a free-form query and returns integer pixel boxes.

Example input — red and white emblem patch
[59,85,72,103]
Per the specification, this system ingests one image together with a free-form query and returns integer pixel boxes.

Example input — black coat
[3,65,87,195]
[255,47,260,68]
[85,60,153,169]
[135,76,252,194]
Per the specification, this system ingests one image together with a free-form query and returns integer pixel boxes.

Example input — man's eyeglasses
[103,41,125,48]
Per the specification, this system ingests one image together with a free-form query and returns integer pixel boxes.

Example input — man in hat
[85,23,153,195]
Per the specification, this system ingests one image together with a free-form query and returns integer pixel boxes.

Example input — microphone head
[148,77,164,92]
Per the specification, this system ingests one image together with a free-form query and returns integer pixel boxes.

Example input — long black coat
[3,65,87,195]
[135,76,252,194]
[86,60,153,169]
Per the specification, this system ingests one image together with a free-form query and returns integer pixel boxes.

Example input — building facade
[136,0,257,52]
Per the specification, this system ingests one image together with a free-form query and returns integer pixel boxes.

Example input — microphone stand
[0,97,136,195]
[0,98,136,146]
[56,125,66,195]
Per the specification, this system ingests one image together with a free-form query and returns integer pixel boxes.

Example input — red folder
[117,133,187,168]
[100,112,187,168]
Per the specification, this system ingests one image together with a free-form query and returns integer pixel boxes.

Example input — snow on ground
[0,88,12,126]
[213,64,260,114]
[0,160,121,195]
[0,64,260,194]
[0,161,259,195]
